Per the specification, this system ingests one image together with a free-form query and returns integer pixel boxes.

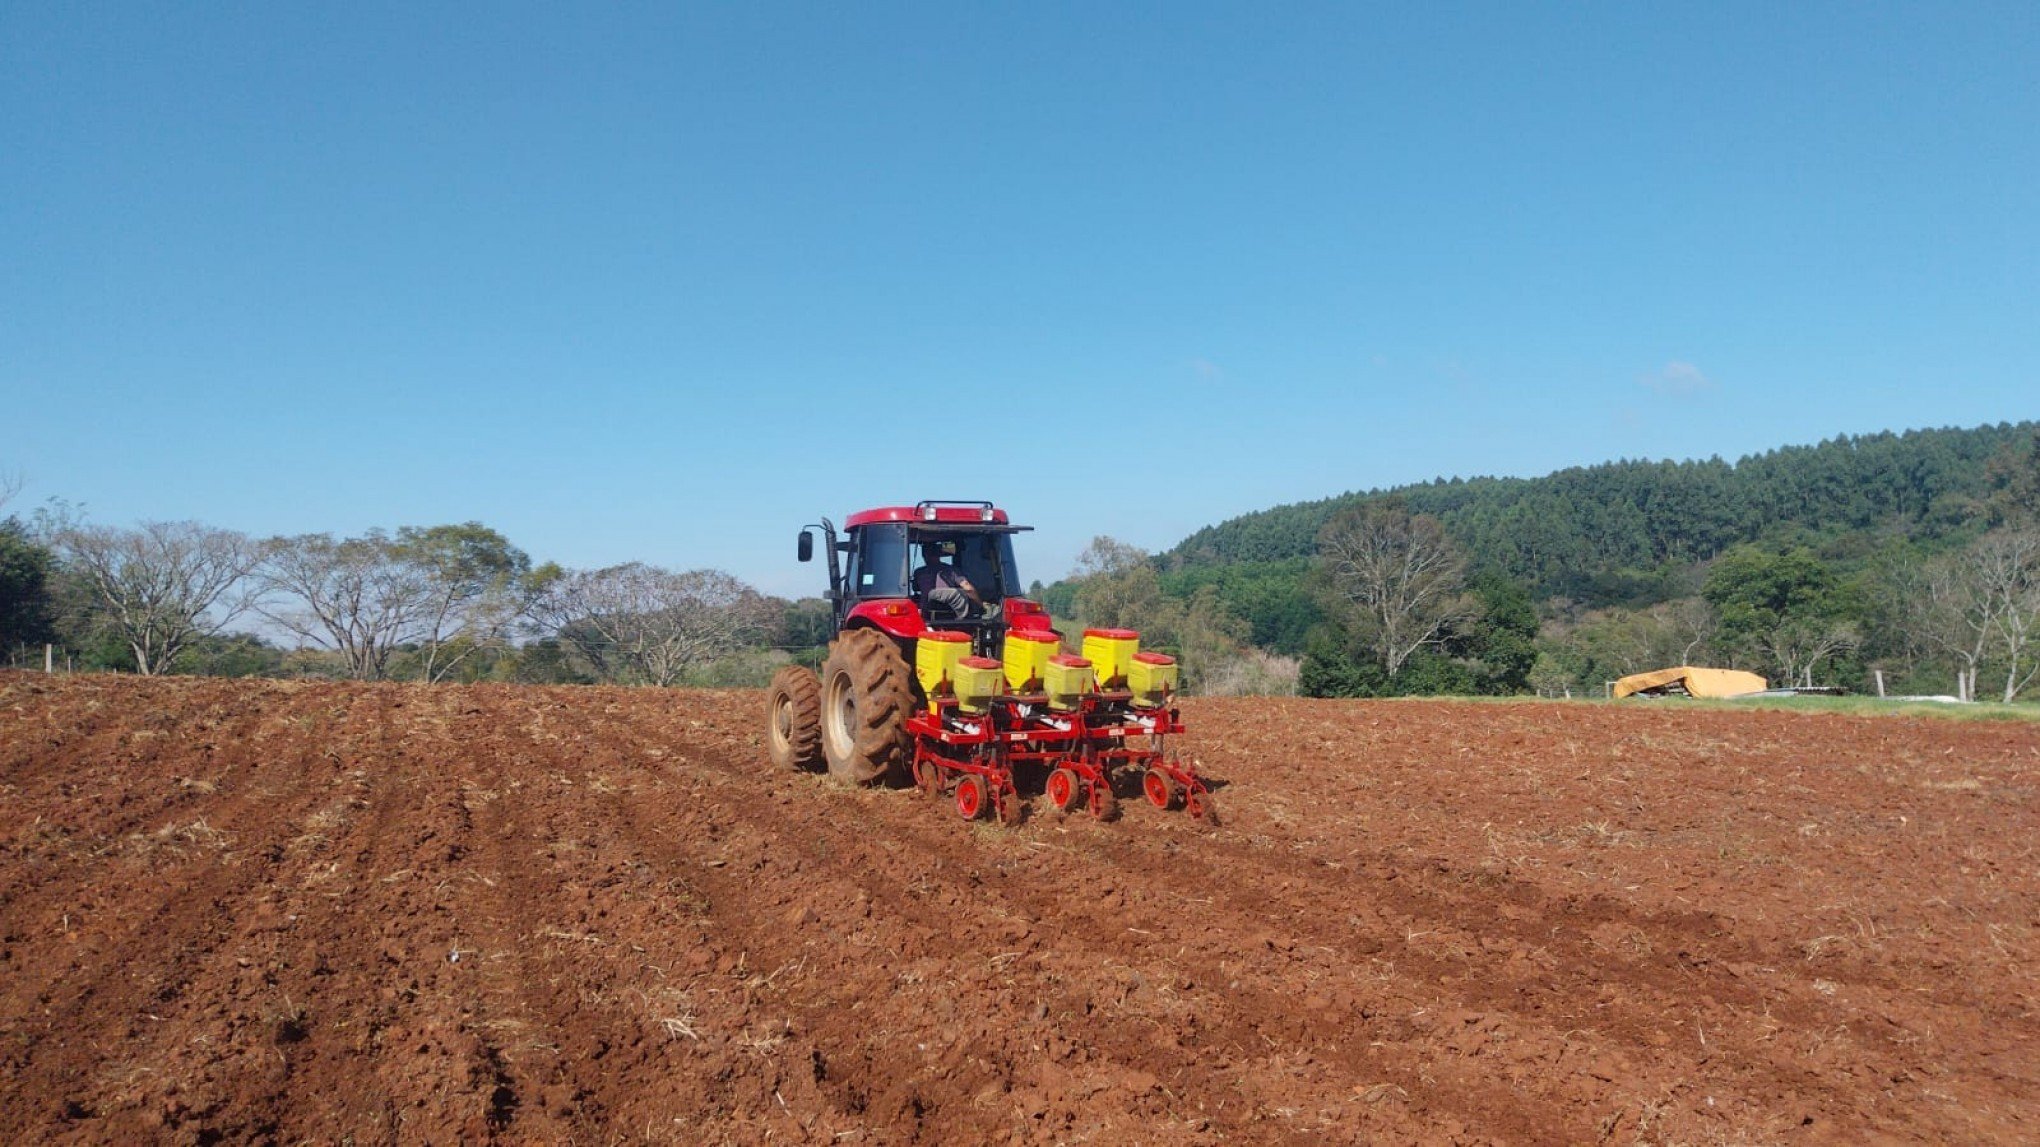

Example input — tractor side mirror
[797,531,814,562]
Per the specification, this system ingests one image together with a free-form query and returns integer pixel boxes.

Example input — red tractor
[765,501,1215,825]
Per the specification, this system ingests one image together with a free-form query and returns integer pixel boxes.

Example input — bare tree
[1587,610,1661,678]
[530,563,773,686]
[1655,597,1718,664]
[257,532,437,680]
[1563,607,1676,679]
[1762,617,1860,689]
[256,525,540,682]
[1973,527,2040,702]
[1892,553,1996,702]
[1317,500,1474,678]
[1891,529,2040,702]
[57,521,261,675]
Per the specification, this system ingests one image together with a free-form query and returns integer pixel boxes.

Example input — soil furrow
[2,674,2035,1144]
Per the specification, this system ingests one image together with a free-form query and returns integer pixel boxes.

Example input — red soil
[1,672,2035,1144]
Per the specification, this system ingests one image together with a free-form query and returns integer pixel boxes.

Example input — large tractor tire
[819,628,915,786]
[765,665,824,772]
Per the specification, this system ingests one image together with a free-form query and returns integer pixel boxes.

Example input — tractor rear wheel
[820,629,914,786]
[765,666,823,772]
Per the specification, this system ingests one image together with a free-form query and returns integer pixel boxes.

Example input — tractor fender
[843,599,929,642]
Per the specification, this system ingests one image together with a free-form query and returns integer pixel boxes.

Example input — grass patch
[1673,695,2040,722]
[1335,693,2040,722]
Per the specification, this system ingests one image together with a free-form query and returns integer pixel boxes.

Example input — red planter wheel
[1143,768,1180,811]
[955,775,988,821]
[912,757,940,795]
[1046,767,1083,813]
[996,788,1023,826]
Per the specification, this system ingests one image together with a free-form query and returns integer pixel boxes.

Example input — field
[2,672,2036,1144]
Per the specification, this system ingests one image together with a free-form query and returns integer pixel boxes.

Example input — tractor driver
[913,540,985,620]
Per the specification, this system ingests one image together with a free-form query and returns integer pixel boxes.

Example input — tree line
[7,421,2037,700]
[0,489,826,686]
[1171,423,2030,596]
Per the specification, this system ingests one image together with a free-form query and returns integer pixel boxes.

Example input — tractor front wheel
[765,666,823,772]
[820,629,915,786]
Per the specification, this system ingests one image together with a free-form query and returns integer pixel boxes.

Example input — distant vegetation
[0,484,830,687]
[1171,424,2025,583]
[4,421,2038,701]
[1046,422,2040,702]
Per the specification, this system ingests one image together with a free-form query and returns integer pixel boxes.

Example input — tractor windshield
[936,531,1020,601]
[849,523,1024,605]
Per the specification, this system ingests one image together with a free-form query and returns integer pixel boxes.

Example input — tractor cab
[798,501,1046,655]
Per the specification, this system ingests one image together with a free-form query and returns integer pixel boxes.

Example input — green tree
[777,596,836,651]
[0,517,56,652]
[1068,537,1163,628]
[1064,537,1254,691]
[1159,557,1319,653]
[395,523,533,682]
[1456,573,1538,694]
[1526,650,1582,698]
[499,637,594,685]
[1703,546,1859,687]
[1984,429,2040,527]
[1297,618,1383,698]
[174,632,285,677]
[1036,579,1078,620]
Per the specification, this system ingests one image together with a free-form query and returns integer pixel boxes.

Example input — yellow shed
[1613,666,1768,699]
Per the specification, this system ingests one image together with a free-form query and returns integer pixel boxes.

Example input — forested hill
[1168,422,2036,602]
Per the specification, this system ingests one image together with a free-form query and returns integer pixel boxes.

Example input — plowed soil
[2,672,2035,1144]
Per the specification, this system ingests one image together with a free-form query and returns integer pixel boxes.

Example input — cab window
[848,523,911,599]
[952,533,1014,600]
[909,531,1018,601]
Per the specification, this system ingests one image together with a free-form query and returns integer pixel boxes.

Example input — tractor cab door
[843,523,912,609]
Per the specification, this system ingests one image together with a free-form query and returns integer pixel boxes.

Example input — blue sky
[5,3,2035,596]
